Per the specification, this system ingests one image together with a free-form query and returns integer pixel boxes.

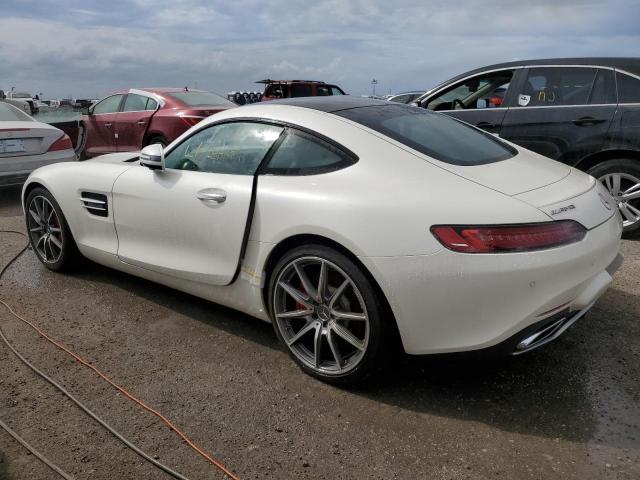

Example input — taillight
[179,115,205,128]
[431,221,586,253]
[47,133,73,152]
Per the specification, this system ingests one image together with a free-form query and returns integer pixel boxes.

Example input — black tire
[587,159,640,237]
[268,244,390,385]
[146,135,168,148]
[24,187,81,272]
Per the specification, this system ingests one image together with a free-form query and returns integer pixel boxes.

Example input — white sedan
[22,97,623,384]
[0,102,75,187]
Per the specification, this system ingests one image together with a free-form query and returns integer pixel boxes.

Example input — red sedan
[81,88,235,158]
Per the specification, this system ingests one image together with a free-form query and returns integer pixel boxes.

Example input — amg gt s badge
[550,204,576,216]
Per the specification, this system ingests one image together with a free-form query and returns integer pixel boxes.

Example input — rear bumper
[0,149,76,186]
[360,214,623,355]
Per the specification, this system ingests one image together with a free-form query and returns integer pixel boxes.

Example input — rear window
[0,102,34,121]
[335,104,516,166]
[168,91,235,107]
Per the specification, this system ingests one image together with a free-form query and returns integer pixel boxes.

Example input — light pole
[371,79,378,97]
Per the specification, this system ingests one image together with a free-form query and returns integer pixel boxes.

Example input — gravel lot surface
[0,184,638,479]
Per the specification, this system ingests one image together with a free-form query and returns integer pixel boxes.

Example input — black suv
[416,58,640,234]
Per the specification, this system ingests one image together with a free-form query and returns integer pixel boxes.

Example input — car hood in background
[88,152,139,164]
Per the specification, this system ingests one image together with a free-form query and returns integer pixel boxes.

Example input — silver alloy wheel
[273,256,370,375]
[27,195,64,264]
[599,172,640,229]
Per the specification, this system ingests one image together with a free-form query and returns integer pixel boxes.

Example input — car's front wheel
[25,187,80,271]
[269,244,389,385]
[588,159,640,236]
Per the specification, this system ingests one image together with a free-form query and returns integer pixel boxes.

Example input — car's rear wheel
[268,244,388,385]
[25,187,80,271]
[588,159,640,236]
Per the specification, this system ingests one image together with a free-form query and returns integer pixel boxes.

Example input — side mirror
[0,90,5,99]
[140,143,165,171]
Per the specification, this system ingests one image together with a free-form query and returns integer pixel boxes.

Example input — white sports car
[22,97,623,384]
[1,102,75,187]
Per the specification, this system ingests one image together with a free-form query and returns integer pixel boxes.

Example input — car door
[500,66,617,165]
[115,93,159,152]
[112,121,284,285]
[84,94,124,156]
[420,69,516,135]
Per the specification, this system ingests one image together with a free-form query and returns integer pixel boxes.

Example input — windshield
[0,102,34,121]
[168,91,235,107]
[335,104,516,166]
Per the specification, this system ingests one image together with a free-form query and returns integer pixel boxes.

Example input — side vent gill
[80,192,108,217]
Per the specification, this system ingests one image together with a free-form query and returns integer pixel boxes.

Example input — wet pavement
[0,185,638,479]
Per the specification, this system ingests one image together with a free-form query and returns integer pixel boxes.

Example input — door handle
[476,122,496,129]
[573,116,604,126]
[196,188,226,204]
[137,120,146,126]
[104,123,112,128]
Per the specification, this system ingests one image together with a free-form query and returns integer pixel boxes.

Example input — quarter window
[122,94,148,112]
[264,130,355,175]
[616,71,640,103]
[164,122,283,175]
[145,98,158,110]
[589,69,617,104]
[92,94,124,114]
[518,67,597,107]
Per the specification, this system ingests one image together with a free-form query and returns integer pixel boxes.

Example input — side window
[426,70,513,111]
[122,94,148,112]
[589,69,617,104]
[330,87,345,95]
[518,67,597,107]
[264,129,355,176]
[616,71,640,103]
[164,122,283,175]
[92,94,124,114]
[290,84,313,97]
[145,98,158,110]
[265,84,288,98]
[316,85,331,96]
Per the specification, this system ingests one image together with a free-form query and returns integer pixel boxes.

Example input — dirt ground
[0,184,638,480]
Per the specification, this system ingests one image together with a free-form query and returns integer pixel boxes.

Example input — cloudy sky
[2,0,639,99]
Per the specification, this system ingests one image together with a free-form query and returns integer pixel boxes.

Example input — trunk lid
[0,121,63,156]
[441,148,571,196]
[515,169,618,229]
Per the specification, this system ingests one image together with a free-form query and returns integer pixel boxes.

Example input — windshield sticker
[518,94,531,106]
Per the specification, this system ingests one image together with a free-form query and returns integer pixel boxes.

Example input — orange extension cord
[0,232,240,480]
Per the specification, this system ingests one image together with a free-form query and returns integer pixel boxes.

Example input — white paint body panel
[22,103,623,355]
[0,120,74,184]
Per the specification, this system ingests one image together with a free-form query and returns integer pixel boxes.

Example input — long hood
[88,152,140,164]
[440,148,571,196]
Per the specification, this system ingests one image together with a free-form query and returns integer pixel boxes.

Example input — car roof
[264,96,391,112]
[441,57,640,86]
[256,79,327,85]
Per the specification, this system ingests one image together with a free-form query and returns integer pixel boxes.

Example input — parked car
[258,80,346,100]
[387,91,425,104]
[0,102,75,187]
[22,97,622,384]
[0,90,36,115]
[81,88,235,158]
[415,57,640,234]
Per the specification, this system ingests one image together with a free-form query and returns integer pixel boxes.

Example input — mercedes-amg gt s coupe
[22,97,623,384]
